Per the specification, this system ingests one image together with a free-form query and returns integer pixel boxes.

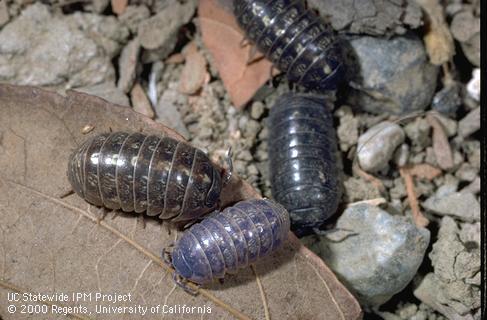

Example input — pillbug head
[67,138,92,200]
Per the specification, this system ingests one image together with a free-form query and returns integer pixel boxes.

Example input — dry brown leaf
[0,85,362,320]
[415,0,455,65]
[198,0,274,109]
[426,114,454,170]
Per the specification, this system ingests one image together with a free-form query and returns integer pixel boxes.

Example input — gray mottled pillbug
[234,0,345,91]
[67,132,224,222]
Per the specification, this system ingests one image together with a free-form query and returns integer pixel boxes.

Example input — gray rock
[0,0,9,27]
[404,118,431,150]
[70,12,130,58]
[117,38,141,93]
[343,177,383,202]
[347,34,439,115]
[432,82,462,115]
[336,105,359,152]
[414,273,476,320]
[250,101,265,120]
[433,113,458,137]
[304,204,430,306]
[76,82,129,107]
[83,0,110,13]
[0,3,115,88]
[458,107,480,138]
[455,163,478,182]
[138,0,195,59]
[154,89,190,139]
[459,222,480,247]
[423,192,480,222]
[118,5,151,34]
[450,10,480,67]
[459,177,480,195]
[357,121,405,172]
[414,217,480,319]
[393,143,410,167]
[308,0,422,36]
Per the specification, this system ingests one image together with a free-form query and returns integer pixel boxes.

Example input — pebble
[423,192,480,222]
[179,44,207,95]
[347,34,438,114]
[404,118,431,150]
[427,114,454,170]
[466,69,480,102]
[250,101,265,120]
[307,0,422,36]
[393,144,410,167]
[431,82,462,115]
[0,0,9,27]
[117,38,140,93]
[433,113,458,137]
[455,163,478,182]
[304,204,430,306]
[138,0,195,58]
[343,176,382,202]
[130,83,154,119]
[70,12,130,58]
[357,121,405,172]
[336,106,359,152]
[0,3,115,88]
[154,89,190,139]
[84,0,109,13]
[458,107,480,138]
[450,10,480,67]
[459,177,480,195]
[118,5,151,34]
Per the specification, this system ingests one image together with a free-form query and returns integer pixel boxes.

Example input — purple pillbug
[268,93,340,237]
[165,198,290,287]
[234,0,345,91]
[67,132,224,223]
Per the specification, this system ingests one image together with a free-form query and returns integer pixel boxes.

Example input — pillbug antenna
[222,146,234,186]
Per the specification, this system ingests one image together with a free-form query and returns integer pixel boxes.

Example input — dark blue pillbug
[165,198,290,286]
[233,0,345,91]
[268,93,340,237]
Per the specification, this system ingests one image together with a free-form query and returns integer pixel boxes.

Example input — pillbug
[268,93,340,237]
[234,0,345,91]
[67,132,226,223]
[164,198,290,287]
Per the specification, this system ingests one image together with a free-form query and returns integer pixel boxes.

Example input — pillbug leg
[312,227,358,242]
[173,273,199,295]
[240,36,250,48]
[137,214,146,229]
[246,45,260,64]
[163,221,172,235]
[162,245,174,266]
[222,146,233,186]
[110,210,121,220]
[96,207,111,224]
[59,189,75,199]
